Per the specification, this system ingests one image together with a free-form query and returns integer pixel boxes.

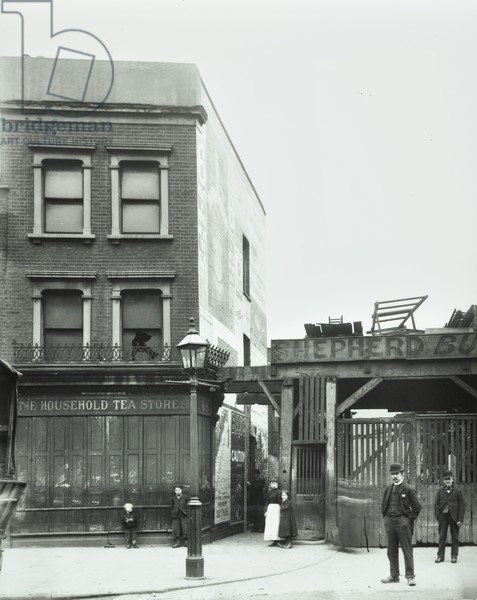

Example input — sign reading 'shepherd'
[271,333,477,363]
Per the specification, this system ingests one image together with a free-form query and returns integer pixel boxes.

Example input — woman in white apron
[263,478,282,546]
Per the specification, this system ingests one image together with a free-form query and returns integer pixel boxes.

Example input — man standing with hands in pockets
[381,463,421,587]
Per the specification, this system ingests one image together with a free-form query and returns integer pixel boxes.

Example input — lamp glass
[179,345,207,370]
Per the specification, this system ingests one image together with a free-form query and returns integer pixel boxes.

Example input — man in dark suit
[170,485,189,548]
[246,469,265,532]
[381,463,421,587]
[434,469,465,563]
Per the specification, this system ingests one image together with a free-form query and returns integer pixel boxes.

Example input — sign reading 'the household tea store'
[17,395,213,416]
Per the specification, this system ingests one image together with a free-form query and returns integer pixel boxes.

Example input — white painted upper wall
[197,81,267,369]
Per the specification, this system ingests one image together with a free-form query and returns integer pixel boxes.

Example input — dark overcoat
[171,494,189,538]
[278,500,298,538]
[381,482,421,522]
[121,509,138,529]
[434,485,465,523]
[249,477,265,507]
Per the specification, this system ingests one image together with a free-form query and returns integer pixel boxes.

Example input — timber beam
[336,377,383,416]
[236,392,280,406]
[449,376,477,399]
[258,380,281,416]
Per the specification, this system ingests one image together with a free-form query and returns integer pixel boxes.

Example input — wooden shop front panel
[13,392,214,535]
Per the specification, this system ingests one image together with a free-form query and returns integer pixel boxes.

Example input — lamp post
[176,318,209,579]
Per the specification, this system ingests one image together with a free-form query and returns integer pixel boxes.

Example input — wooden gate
[290,378,326,539]
[337,414,477,547]
[291,444,325,539]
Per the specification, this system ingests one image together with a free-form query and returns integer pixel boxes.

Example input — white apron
[263,504,283,541]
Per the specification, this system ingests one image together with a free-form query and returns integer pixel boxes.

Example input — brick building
[0,56,268,544]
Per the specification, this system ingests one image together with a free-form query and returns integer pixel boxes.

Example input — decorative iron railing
[12,341,175,363]
[205,345,230,371]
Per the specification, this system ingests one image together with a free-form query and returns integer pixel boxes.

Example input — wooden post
[325,377,337,543]
[279,379,294,491]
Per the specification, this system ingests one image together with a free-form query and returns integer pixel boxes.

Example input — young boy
[170,485,189,548]
[121,502,138,549]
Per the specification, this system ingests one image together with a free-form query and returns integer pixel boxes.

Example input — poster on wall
[214,409,231,524]
[230,411,247,524]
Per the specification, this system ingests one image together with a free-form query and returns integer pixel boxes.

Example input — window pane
[122,202,159,233]
[45,201,83,232]
[44,330,83,346]
[44,292,83,328]
[123,329,162,350]
[122,291,162,328]
[121,164,160,200]
[44,162,83,198]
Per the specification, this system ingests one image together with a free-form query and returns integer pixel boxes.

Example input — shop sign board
[271,333,477,363]
[17,393,213,417]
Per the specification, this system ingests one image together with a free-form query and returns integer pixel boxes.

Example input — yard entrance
[337,414,477,547]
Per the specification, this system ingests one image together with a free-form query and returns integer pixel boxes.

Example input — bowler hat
[389,463,404,474]
[443,469,454,479]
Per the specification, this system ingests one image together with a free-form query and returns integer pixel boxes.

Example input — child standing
[278,490,297,549]
[121,502,138,549]
[170,485,189,548]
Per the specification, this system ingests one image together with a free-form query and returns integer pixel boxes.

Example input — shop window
[243,235,250,299]
[121,290,163,360]
[28,145,94,243]
[120,162,160,233]
[43,290,83,346]
[44,160,83,233]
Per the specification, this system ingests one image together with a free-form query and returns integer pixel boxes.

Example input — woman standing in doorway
[264,478,282,547]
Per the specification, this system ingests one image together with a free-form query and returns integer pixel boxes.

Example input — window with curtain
[43,160,83,233]
[120,162,160,233]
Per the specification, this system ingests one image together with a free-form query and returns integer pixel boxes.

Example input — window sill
[28,233,96,245]
[107,234,174,244]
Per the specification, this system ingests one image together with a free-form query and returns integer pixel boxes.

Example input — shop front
[10,366,222,545]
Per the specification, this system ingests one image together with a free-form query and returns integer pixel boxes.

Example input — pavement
[0,533,476,600]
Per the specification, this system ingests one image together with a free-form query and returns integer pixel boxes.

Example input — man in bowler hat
[434,469,465,563]
[381,463,421,587]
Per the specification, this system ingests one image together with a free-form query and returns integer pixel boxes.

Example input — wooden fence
[336,415,477,547]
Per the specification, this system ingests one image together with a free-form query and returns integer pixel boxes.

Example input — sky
[1,0,476,342]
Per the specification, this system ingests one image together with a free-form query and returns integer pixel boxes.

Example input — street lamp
[176,318,209,579]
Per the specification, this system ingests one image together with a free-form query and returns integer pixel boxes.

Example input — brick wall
[1,118,200,358]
